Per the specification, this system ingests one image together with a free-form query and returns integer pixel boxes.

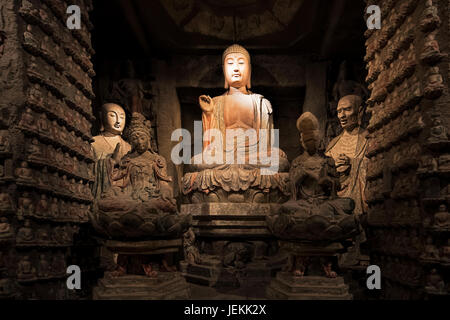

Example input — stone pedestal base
[93,273,190,300]
[180,254,287,288]
[266,272,352,300]
[181,203,273,238]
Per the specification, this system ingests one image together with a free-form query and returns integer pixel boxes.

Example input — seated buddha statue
[92,113,190,239]
[182,44,289,202]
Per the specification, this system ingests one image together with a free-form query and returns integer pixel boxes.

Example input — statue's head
[100,103,126,135]
[296,112,320,155]
[129,112,152,154]
[336,95,363,131]
[222,44,251,90]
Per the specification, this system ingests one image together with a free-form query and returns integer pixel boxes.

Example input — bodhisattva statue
[266,112,359,277]
[325,95,368,216]
[182,44,289,202]
[91,112,190,239]
[91,103,131,199]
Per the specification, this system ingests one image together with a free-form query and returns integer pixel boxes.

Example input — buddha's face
[337,98,359,130]
[130,132,150,154]
[224,53,250,89]
[101,104,126,135]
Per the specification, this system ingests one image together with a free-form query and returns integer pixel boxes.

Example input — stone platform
[180,254,287,288]
[93,273,190,300]
[180,203,273,238]
[266,272,352,300]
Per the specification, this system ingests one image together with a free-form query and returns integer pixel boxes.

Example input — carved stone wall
[364,0,449,299]
[0,0,98,299]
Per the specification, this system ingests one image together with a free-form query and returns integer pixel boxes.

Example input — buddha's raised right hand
[199,95,214,114]
[112,143,121,163]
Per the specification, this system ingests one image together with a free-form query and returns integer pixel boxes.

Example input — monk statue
[325,94,369,267]
[91,112,190,239]
[325,95,368,216]
[91,103,131,199]
[182,44,289,203]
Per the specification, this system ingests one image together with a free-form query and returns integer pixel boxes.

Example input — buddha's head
[297,112,320,155]
[222,44,251,90]
[336,95,363,131]
[129,113,152,154]
[100,103,126,135]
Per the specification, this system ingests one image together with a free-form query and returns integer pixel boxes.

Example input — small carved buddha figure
[37,228,50,244]
[0,191,13,211]
[426,268,445,292]
[37,167,50,187]
[49,197,60,219]
[63,153,73,172]
[421,32,442,63]
[17,256,36,280]
[35,194,49,218]
[16,219,34,243]
[15,161,34,182]
[51,120,60,140]
[421,236,440,260]
[19,108,36,130]
[37,113,50,135]
[60,175,70,191]
[60,226,71,244]
[68,178,77,194]
[435,150,450,169]
[37,254,51,278]
[51,254,66,276]
[433,204,449,228]
[0,217,13,238]
[0,130,10,153]
[17,192,34,219]
[49,171,60,189]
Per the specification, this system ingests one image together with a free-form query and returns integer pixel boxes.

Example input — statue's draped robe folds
[325,128,369,215]
[183,93,289,196]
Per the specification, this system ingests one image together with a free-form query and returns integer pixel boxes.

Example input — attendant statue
[92,112,190,238]
[91,103,131,199]
[182,44,289,202]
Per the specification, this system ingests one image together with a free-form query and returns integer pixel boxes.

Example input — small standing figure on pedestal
[183,227,201,265]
